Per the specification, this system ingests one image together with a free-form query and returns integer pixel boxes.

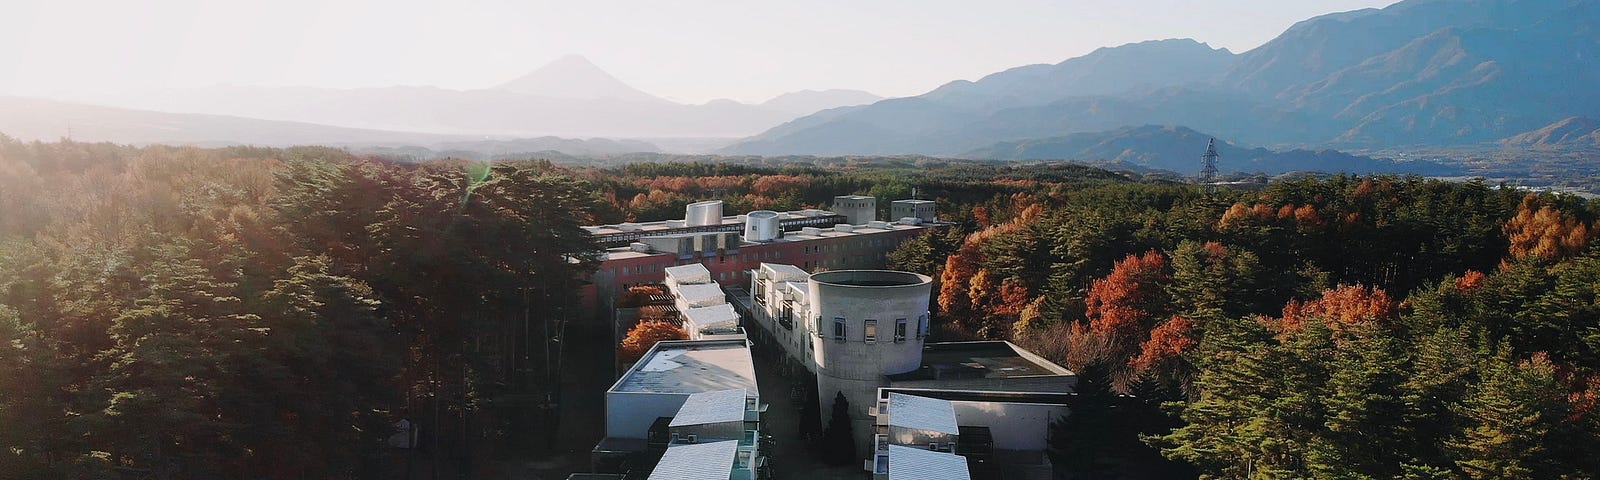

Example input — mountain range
[0,96,659,157]
[964,125,1462,175]
[724,0,1600,159]
[70,55,881,139]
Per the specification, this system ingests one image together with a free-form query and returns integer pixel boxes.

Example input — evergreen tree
[1448,349,1571,480]
[1306,321,1409,478]
[1050,360,1116,478]
[821,392,856,466]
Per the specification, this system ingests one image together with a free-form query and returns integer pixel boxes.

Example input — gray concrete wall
[808,270,932,455]
[669,420,744,443]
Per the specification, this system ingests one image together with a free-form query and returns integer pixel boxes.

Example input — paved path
[750,338,861,480]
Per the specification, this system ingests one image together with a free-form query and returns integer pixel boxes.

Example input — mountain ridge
[723,0,1599,157]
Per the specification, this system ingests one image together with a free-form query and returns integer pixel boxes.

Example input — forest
[886,172,1600,479]
[0,138,611,478]
[3,136,1600,479]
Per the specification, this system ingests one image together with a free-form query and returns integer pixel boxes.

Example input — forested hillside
[5,136,1600,478]
[887,174,1600,478]
[0,137,611,478]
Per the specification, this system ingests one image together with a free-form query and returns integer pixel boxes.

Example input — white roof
[887,445,969,480]
[684,304,740,332]
[888,393,959,435]
[784,282,809,297]
[614,340,758,394]
[676,283,727,308]
[649,440,739,480]
[670,389,748,427]
[760,263,809,280]
[665,263,714,285]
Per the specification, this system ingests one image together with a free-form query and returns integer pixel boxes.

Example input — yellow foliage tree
[1505,194,1589,260]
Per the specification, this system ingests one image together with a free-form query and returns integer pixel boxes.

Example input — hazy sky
[2,0,1400,104]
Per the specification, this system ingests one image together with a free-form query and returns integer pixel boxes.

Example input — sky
[1,0,1401,104]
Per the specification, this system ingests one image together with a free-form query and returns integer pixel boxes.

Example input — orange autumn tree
[1269,284,1396,339]
[1505,193,1589,260]
[1081,250,1171,385]
[618,320,687,363]
[1133,315,1198,395]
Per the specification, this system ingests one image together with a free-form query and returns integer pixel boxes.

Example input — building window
[917,314,929,339]
[894,319,907,343]
[864,319,877,343]
[833,318,846,342]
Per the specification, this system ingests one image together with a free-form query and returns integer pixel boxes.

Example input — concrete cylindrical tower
[808,270,932,455]
[685,200,724,227]
[743,210,780,242]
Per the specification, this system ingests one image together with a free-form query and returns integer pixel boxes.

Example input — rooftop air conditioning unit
[686,434,698,444]
[834,225,854,233]
[629,242,653,253]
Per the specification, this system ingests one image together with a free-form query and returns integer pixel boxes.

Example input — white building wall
[605,392,692,440]
[948,401,1070,451]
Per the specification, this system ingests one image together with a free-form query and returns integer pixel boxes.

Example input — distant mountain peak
[492,55,667,103]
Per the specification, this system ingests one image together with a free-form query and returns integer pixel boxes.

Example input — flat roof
[665,264,713,284]
[878,387,1072,406]
[888,393,959,435]
[684,304,739,331]
[612,340,758,395]
[648,440,739,480]
[584,209,844,236]
[601,221,937,262]
[887,341,1074,382]
[759,263,808,279]
[887,445,970,480]
[670,389,748,427]
[676,283,728,306]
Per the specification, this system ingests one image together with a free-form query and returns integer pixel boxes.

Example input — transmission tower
[1200,138,1220,187]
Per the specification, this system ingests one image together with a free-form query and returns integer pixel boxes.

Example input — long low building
[595,338,766,478]
[582,197,945,318]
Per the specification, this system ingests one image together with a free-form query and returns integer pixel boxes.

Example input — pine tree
[1306,321,1409,478]
[1050,360,1116,478]
[1449,349,1571,480]
[821,392,857,466]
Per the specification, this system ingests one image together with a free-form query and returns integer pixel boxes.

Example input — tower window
[917,314,929,339]
[864,319,877,343]
[833,317,846,342]
[894,319,907,343]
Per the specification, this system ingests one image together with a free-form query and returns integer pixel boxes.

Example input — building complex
[577,194,1077,480]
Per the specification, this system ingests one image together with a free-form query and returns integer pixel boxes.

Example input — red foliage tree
[1455,270,1487,293]
[1083,250,1171,385]
[1271,284,1396,339]
[618,320,686,363]
[1132,315,1198,394]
